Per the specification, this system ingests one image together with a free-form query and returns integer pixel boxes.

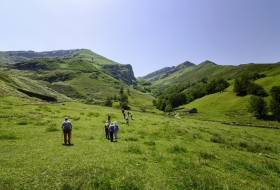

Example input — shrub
[247,83,268,97]
[210,135,225,144]
[199,152,216,160]
[169,144,186,153]
[247,95,268,118]
[104,97,112,107]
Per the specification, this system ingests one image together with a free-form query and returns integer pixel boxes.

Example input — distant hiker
[108,122,115,142]
[107,114,111,123]
[130,112,133,120]
[61,117,72,145]
[123,112,126,119]
[104,121,110,139]
[127,111,130,117]
[114,121,119,139]
[121,108,125,114]
[125,117,129,125]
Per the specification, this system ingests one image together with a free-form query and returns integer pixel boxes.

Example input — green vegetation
[247,95,268,118]
[0,96,280,189]
[269,86,280,121]
[1,49,280,189]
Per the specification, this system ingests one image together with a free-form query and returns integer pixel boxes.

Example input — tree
[246,83,268,97]
[119,93,129,109]
[234,76,250,96]
[270,86,280,102]
[169,93,186,108]
[269,86,280,121]
[104,97,112,107]
[165,104,173,113]
[119,86,124,94]
[247,95,268,118]
[269,99,280,121]
[160,100,166,111]
[120,101,129,110]
[113,94,117,101]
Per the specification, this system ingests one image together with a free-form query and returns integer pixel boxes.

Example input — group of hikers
[103,120,119,142]
[121,108,133,124]
[61,108,132,145]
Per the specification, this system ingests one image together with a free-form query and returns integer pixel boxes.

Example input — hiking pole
[62,129,64,145]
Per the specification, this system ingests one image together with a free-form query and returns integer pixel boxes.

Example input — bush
[269,86,280,121]
[104,97,112,107]
[247,83,268,97]
[247,95,268,118]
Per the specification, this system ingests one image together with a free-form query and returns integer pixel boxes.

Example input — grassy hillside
[146,61,280,88]
[0,70,71,102]
[0,96,280,189]
[180,73,280,126]
[0,67,155,112]
[0,48,151,110]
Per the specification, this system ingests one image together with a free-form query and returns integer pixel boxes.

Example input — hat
[114,121,117,123]
[65,117,68,120]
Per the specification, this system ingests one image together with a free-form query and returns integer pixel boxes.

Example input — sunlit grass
[0,96,280,189]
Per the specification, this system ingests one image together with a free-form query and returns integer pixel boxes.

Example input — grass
[180,83,280,126]
[0,95,280,189]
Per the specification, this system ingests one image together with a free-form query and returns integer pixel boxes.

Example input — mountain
[139,61,195,81]
[0,49,80,65]
[0,49,154,111]
[0,49,136,85]
[1,48,280,117]
[141,60,280,88]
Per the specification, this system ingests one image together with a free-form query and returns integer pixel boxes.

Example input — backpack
[63,121,72,129]
[114,124,119,131]
[109,125,114,132]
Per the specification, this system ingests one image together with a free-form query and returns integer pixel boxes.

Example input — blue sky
[1,0,280,77]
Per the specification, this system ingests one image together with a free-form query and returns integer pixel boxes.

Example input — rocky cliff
[102,64,136,85]
[0,49,80,64]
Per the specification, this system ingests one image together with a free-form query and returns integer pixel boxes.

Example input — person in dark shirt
[61,117,72,145]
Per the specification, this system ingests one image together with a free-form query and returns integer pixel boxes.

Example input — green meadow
[1,96,280,190]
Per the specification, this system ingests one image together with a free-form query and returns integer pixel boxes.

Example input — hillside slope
[0,71,72,102]
[143,60,280,88]
[180,71,280,126]
[0,49,155,111]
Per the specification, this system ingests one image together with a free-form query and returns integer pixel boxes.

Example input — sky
[1,0,280,77]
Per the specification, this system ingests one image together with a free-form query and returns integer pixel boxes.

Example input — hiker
[123,112,126,119]
[107,114,111,123]
[108,122,115,142]
[121,108,124,114]
[103,121,110,139]
[127,111,130,118]
[125,117,129,125]
[114,121,119,139]
[61,117,72,145]
[130,112,133,120]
